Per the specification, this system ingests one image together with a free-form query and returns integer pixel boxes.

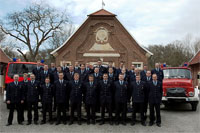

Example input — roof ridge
[88,9,116,16]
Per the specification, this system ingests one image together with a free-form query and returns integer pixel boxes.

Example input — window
[7,63,36,77]
[60,61,71,67]
[132,62,143,69]
[163,69,192,79]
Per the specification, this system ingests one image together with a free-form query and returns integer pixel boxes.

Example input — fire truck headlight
[188,92,194,97]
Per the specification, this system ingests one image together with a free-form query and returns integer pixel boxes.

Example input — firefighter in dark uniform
[40,77,54,125]
[93,67,102,112]
[116,62,124,76]
[140,65,148,81]
[130,75,146,126]
[21,73,29,122]
[65,65,75,81]
[85,63,93,74]
[40,65,50,85]
[54,72,69,125]
[54,66,64,82]
[108,67,117,112]
[114,73,128,125]
[26,74,40,125]
[74,61,81,73]
[40,65,50,99]
[99,73,113,125]
[69,73,83,125]
[143,70,152,119]
[79,64,88,82]
[48,63,57,84]
[53,66,65,112]
[121,68,129,82]
[97,60,107,74]
[62,62,69,73]
[6,74,24,126]
[107,62,116,75]
[128,64,136,82]
[32,60,43,81]
[149,74,163,127]
[151,63,164,82]
[108,67,117,82]
[84,75,97,125]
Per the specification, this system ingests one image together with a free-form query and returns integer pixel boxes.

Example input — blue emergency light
[13,58,17,62]
[41,59,45,63]
[184,63,188,67]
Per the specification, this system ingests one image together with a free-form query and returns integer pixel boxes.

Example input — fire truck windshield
[163,69,192,79]
[7,63,36,77]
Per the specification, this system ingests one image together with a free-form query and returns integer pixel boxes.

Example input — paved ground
[0,94,200,133]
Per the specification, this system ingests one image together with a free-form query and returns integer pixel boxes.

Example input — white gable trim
[51,15,153,57]
[50,18,88,55]
[116,17,153,56]
[189,49,200,63]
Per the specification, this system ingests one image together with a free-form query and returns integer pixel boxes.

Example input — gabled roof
[0,48,11,63]
[189,49,200,65]
[51,9,153,56]
[88,9,116,16]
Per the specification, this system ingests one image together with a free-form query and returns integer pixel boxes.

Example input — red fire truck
[162,65,199,111]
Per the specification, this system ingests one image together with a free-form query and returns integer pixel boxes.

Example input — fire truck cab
[162,66,199,111]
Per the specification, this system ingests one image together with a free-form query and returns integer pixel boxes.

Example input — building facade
[51,9,153,69]
[189,50,200,87]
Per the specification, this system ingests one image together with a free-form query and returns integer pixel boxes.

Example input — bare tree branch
[0,3,69,61]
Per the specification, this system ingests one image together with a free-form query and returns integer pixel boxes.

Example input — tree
[48,24,75,50]
[0,3,69,61]
[0,30,5,43]
[147,41,194,69]
[182,34,200,54]
[1,42,21,59]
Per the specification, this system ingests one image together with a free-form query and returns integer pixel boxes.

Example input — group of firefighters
[5,60,163,127]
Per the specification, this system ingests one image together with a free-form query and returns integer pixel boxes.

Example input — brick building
[189,50,200,87]
[0,48,11,93]
[51,9,153,69]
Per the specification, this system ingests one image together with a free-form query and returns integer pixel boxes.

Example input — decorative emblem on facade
[96,27,108,44]
[89,27,114,51]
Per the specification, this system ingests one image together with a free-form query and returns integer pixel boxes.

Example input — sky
[0,0,200,47]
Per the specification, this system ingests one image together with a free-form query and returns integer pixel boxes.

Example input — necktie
[15,81,18,86]
[154,81,157,86]
[90,82,93,86]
